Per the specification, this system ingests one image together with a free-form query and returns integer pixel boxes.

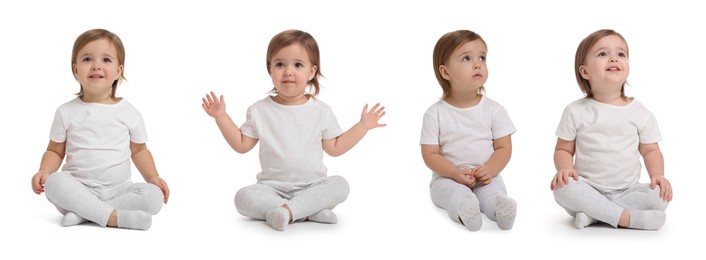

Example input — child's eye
[82,57,92,62]
[462,55,471,62]
[479,55,486,62]
[618,52,627,58]
[295,62,305,68]
[274,62,284,68]
[103,57,112,63]
[598,51,607,57]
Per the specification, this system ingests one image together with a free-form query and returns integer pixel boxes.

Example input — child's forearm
[423,153,462,179]
[38,150,63,174]
[641,144,665,178]
[132,147,160,180]
[215,114,252,153]
[553,150,574,171]
[484,147,511,177]
[326,122,367,157]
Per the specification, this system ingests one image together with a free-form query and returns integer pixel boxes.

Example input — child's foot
[574,212,597,229]
[495,195,517,230]
[628,210,666,230]
[458,194,482,231]
[266,207,290,231]
[116,210,152,230]
[307,209,338,224]
[61,212,88,227]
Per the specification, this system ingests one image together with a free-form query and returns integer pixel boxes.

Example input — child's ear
[439,65,451,80]
[72,63,78,79]
[309,65,317,81]
[118,64,123,77]
[579,65,590,80]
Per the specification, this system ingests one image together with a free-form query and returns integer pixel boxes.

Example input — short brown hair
[433,30,487,98]
[71,29,126,98]
[266,30,323,96]
[575,29,628,98]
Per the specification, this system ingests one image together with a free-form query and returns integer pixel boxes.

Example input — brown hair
[433,30,487,98]
[575,29,629,98]
[71,29,126,98]
[266,30,323,96]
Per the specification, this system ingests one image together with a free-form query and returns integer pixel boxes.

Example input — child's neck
[444,92,481,108]
[80,94,119,104]
[272,94,309,106]
[592,91,629,106]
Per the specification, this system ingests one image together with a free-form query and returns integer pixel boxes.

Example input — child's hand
[202,91,227,119]
[651,175,672,202]
[31,170,51,194]
[472,165,495,185]
[550,168,578,190]
[360,103,387,130]
[148,176,170,204]
[454,168,477,187]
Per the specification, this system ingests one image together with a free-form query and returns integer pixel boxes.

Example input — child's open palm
[360,103,387,130]
[202,91,227,118]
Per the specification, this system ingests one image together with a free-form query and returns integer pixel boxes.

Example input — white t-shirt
[555,98,661,193]
[420,96,516,179]
[240,97,343,191]
[50,98,148,188]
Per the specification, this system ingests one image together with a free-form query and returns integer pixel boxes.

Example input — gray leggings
[234,175,349,221]
[43,172,164,227]
[553,179,668,227]
[430,175,508,223]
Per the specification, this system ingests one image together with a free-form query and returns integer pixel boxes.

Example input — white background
[1,0,703,259]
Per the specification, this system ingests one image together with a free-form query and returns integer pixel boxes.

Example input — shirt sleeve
[129,108,149,144]
[322,106,343,140]
[555,105,577,141]
[491,104,516,139]
[639,111,662,144]
[49,108,67,143]
[240,105,259,139]
[420,107,440,145]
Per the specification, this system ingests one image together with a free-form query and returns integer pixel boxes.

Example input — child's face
[269,43,317,104]
[440,39,488,94]
[579,35,629,93]
[72,38,123,98]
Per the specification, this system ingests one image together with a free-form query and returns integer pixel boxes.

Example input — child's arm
[473,135,512,185]
[31,141,65,194]
[322,103,386,157]
[202,92,258,154]
[131,142,170,203]
[639,143,672,202]
[551,138,578,190]
[421,144,476,186]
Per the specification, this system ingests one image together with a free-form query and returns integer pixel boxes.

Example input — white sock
[61,212,88,227]
[574,212,597,229]
[266,207,290,231]
[628,210,666,230]
[458,194,482,231]
[495,195,517,230]
[116,210,152,231]
[307,209,338,224]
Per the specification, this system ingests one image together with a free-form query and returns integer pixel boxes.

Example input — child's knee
[647,186,669,211]
[327,175,350,201]
[552,179,580,206]
[43,172,70,197]
[141,184,164,214]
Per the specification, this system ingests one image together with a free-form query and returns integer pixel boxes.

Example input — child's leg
[611,184,669,230]
[43,172,114,227]
[612,183,669,211]
[104,182,164,215]
[473,175,517,230]
[553,179,624,227]
[430,177,482,231]
[286,176,349,221]
[234,183,288,220]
